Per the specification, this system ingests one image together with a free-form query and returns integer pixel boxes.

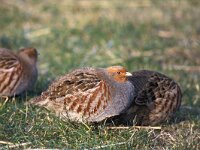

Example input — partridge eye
[117,72,121,74]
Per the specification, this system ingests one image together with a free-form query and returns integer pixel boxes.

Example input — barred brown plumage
[28,66,135,123]
[117,70,182,126]
[0,48,38,96]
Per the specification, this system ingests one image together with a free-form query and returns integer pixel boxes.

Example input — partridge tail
[26,96,47,106]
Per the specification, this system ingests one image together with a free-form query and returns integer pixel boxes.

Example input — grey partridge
[0,48,38,96]
[28,66,135,123]
[117,70,182,126]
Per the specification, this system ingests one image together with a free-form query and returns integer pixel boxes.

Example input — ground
[0,0,200,149]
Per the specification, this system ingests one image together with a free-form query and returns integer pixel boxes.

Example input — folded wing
[0,49,22,96]
[30,68,112,122]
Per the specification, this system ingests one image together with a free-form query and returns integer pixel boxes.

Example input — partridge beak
[125,72,132,76]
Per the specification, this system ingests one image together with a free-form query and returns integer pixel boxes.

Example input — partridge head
[0,48,38,96]
[106,66,132,82]
[29,66,135,123]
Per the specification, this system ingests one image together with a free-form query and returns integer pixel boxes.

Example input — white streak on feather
[89,86,104,114]
[0,67,15,72]
[0,71,12,93]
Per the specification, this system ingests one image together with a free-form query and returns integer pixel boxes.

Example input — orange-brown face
[18,48,38,62]
[106,66,132,83]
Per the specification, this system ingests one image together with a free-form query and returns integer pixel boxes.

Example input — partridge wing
[31,68,111,121]
[0,49,23,95]
[0,49,19,70]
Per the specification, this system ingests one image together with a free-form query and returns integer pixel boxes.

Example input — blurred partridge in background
[117,70,182,126]
[29,66,135,123]
[0,48,38,96]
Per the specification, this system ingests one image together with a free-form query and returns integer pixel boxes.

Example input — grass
[0,0,200,149]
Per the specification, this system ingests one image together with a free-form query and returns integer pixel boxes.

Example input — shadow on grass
[172,106,200,123]
[103,105,200,127]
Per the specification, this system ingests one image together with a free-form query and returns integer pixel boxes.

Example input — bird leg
[0,96,9,107]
